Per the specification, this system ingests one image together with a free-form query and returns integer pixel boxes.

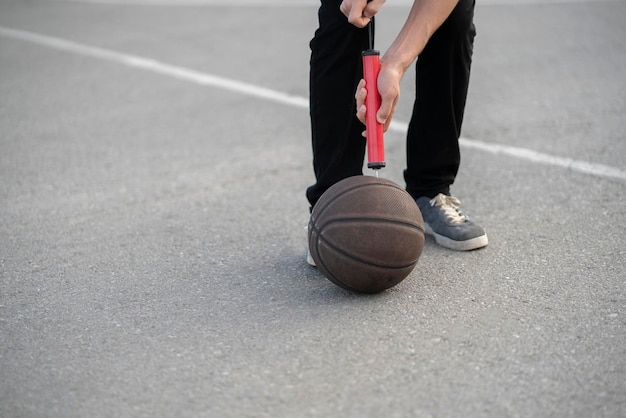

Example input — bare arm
[357,0,459,131]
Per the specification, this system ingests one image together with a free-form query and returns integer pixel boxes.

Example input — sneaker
[415,193,488,251]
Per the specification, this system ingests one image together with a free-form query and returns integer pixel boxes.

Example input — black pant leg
[306,0,370,208]
[404,0,476,199]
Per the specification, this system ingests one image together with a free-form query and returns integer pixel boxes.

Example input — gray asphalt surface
[1,0,625,417]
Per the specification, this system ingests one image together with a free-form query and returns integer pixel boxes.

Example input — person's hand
[355,64,402,135]
[355,79,368,136]
[339,0,386,28]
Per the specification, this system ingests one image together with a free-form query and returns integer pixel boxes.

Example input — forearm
[381,0,459,75]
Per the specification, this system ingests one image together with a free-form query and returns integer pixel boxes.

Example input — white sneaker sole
[424,224,489,251]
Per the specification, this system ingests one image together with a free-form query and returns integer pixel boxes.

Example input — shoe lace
[430,194,468,224]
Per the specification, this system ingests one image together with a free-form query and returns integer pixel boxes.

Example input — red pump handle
[362,49,385,170]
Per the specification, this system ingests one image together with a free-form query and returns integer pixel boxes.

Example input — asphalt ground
[1,0,625,417]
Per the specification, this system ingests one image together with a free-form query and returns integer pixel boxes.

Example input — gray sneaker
[415,193,488,251]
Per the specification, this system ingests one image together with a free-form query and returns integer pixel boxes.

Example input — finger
[356,103,367,125]
[382,114,393,132]
[339,1,349,17]
[376,97,397,132]
[355,78,366,97]
[343,0,371,28]
[379,107,395,132]
[381,107,395,133]
[363,0,385,18]
[355,81,367,108]
[348,12,370,28]
[376,105,390,126]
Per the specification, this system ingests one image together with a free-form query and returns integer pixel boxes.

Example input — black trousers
[306,0,476,208]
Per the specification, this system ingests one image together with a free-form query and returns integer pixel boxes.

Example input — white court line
[1,25,625,183]
[389,121,626,181]
[0,27,308,108]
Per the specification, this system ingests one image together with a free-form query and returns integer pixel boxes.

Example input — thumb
[375,74,400,131]
[376,98,395,131]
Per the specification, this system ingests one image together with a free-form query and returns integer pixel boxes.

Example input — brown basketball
[308,175,425,293]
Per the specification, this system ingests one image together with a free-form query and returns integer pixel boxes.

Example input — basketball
[308,175,425,293]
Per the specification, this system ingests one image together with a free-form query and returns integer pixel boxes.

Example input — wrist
[379,55,408,80]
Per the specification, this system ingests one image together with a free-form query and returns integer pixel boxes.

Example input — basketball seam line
[315,217,425,234]
[317,236,420,270]
[310,224,422,270]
